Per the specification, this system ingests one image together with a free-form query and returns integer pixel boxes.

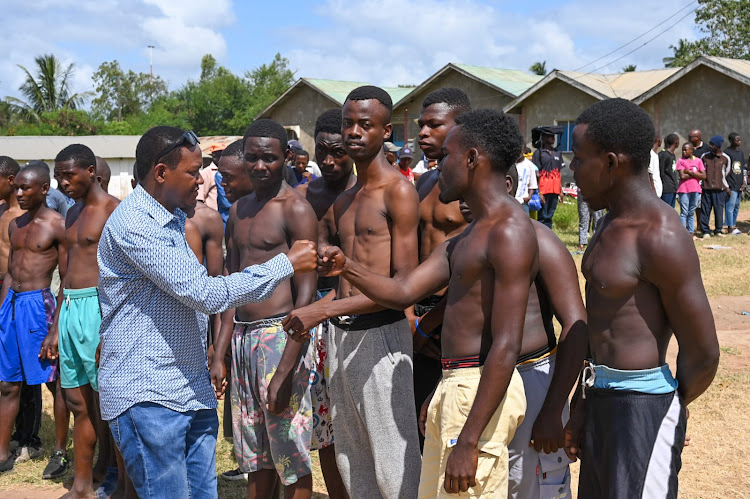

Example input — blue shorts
[0,288,57,384]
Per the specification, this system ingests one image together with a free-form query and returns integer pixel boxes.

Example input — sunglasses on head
[155,130,200,165]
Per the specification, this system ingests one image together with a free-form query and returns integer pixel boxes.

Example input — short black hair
[454,109,523,173]
[295,150,309,161]
[55,144,96,170]
[19,163,50,184]
[345,85,393,121]
[315,108,342,139]
[576,98,654,171]
[508,163,519,197]
[242,119,288,154]
[0,156,21,178]
[221,140,244,160]
[664,133,679,148]
[135,126,188,183]
[729,132,740,143]
[132,161,138,182]
[421,88,471,115]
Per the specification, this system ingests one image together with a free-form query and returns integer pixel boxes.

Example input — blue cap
[709,135,724,148]
[399,147,414,159]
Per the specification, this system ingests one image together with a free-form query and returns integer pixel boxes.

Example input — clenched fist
[287,240,317,273]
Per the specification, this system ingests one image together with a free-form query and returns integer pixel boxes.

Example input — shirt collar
[132,185,187,227]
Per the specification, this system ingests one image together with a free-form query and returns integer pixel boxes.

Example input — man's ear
[466,148,479,171]
[87,164,96,178]
[7,175,14,186]
[607,152,620,172]
[383,123,393,141]
[41,182,50,196]
[154,163,168,184]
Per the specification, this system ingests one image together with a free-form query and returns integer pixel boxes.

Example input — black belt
[330,309,406,331]
[516,343,552,365]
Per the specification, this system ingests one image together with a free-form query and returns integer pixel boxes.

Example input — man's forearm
[677,353,719,405]
[539,319,587,415]
[320,292,385,320]
[340,258,420,310]
[212,308,235,361]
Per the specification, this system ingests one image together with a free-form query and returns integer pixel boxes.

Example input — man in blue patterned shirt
[97,126,318,499]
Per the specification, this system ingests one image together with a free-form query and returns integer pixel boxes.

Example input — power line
[573,0,697,72]
[585,7,697,74]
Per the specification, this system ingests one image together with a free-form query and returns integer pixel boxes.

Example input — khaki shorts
[418,366,526,498]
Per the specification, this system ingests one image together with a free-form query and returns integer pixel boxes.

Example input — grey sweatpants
[508,353,573,499]
[329,318,421,499]
[577,194,605,246]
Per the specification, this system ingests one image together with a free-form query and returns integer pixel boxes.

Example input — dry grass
[3,200,750,497]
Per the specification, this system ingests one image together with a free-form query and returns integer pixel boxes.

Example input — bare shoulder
[195,204,223,225]
[487,204,538,258]
[638,199,698,274]
[282,185,316,218]
[384,174,419,205]
[295,182,309,196]
[104,194,120,213]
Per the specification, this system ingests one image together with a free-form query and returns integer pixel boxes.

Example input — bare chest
[420,187,463,232]
[12,224,56,254]
[338,190,389,245]
[233,205,289,256]
[582,240,641,299]
[65,210,108,249]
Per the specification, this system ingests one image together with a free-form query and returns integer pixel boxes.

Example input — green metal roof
[453,64,543,96]
[303,78,416,105]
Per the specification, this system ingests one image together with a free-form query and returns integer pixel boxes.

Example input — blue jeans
[679,192,700,233]
[109,402,219,499]
[538,194,558,229]
[661,192,677,208]
[725,190,740,228]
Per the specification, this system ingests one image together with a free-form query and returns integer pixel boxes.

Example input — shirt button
[558,456,562,463]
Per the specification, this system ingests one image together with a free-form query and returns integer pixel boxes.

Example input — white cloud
[285,0,700,87]
[0,0,233,102]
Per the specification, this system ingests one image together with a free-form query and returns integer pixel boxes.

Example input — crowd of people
[0,85,722,499]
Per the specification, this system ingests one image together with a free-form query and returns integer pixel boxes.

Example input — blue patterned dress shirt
[97,185,294,420]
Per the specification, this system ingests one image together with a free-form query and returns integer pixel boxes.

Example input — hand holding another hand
[317,246,346,277]
[287,240,317,273]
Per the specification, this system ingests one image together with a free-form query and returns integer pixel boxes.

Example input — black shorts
[579,388,686,499]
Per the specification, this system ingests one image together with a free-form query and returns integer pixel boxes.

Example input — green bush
[553,198,577,232]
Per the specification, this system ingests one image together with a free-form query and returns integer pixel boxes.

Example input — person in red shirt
[532,133,565,228]
[397,146,415,184]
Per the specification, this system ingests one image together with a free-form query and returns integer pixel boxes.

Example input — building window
[556,120,575,152]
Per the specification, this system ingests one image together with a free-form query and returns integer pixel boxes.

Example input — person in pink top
[676,142,706,238]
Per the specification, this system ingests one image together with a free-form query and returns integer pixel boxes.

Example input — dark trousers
[12,382,42,447]
[700,190,726,235]
[538,193,559,229]
[661,192,677,208]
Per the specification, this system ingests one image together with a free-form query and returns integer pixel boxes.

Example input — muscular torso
[417,170,467,264]
[582,214,672,370]
[335,176,400,299]
[64,197,118,289]
[230,188,298,321]
[9,209,63,292]
[441,212,538,359]
[0,204,24,279]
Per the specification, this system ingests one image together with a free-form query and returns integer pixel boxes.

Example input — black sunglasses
[155,130,200,165]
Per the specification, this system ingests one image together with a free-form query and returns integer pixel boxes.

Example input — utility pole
[117,74,122,122]
[148,45,155,83]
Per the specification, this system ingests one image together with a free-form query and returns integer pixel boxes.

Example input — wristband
[415,317,432,338]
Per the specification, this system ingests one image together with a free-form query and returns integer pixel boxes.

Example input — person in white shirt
[648,136,663,198]
[514,155,538,214]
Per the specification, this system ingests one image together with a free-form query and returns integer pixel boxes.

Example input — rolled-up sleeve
[118,227,294,315]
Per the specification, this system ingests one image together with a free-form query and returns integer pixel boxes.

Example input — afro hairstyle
[421,87,471,115]
[453,108,523,173]
[55,144,96,170]
[314,108,343,139]
[345,85,393,121]
[242,119,288,154]
[576,98,655,172]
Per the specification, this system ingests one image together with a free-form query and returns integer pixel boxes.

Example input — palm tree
[622,64,637,72]
[529,61,547,76]
[6,54,91,122]
[663,39,691,68]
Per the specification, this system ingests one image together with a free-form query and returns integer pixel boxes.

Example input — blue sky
[0,0,700,102]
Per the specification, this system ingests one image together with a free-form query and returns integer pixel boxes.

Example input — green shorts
[58,287,101,391]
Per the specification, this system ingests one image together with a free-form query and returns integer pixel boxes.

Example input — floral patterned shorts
[231,316,313,485]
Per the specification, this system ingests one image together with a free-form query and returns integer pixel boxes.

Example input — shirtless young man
[209,119,318,499]
[283,86,421,498]
[95,157,112,193]
[294,108,355,499]
[564,99,719,498]
[413,88,471,446]
[0,164,66,472]
[317,108,536,497]
[38,145,120,498]
[0,157,23,305]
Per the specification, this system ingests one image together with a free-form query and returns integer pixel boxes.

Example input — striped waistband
[441,355,486,370]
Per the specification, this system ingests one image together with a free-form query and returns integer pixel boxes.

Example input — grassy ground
[2,198,750,497]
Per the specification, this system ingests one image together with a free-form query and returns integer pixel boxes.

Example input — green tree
[6,54,92,122]
[91,60,168,121]
[200,54,219,82]
[663,39,692,67]
[622,64,637,72]
[244,53,296,119]
[529,61,547,76]
[664,0,750,67]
